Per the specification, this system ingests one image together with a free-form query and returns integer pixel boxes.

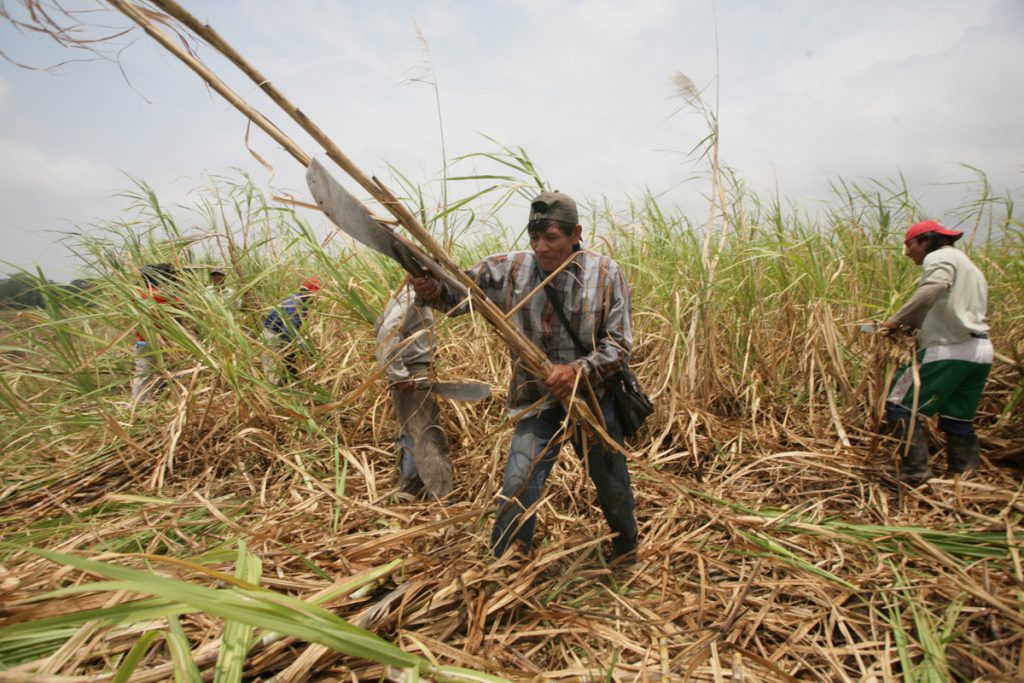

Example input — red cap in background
[904,220,963,244]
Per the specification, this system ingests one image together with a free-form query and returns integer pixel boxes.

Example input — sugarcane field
[1,2,1023,682]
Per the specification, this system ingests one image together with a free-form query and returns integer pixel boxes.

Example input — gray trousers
[392,386,453,498]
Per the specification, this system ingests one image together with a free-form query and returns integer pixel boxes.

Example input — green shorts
[886,337,993,421]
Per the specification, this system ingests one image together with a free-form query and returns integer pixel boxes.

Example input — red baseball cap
[300,276,322,292]
[904,220,963,245]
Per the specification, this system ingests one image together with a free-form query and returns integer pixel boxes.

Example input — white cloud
[714,0,1024,210]
[0,138,121,198]
[0,76,10,109]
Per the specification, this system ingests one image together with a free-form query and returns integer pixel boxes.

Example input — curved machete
[416,380,491,402]
[306,156,468,298]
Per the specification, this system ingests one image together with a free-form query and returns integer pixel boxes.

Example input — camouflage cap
[529,190,578,225]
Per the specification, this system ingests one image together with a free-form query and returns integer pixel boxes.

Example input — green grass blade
[113,630,163,683]
[166,614,202,683]
[213,541,263,683]
[19,547,422,671]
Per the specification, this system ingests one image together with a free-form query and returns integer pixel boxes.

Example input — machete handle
[388,229,470,301]
[391,240,429,278]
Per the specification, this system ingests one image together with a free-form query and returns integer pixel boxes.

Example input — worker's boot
[393,439,424,497]
[889,415,932,485]
[394,390,453,499]
[946,433,980,475]
[397,475,424,496]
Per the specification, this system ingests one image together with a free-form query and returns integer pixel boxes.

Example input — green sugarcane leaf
[435,665,519,683]
[113,630,163,683]
[0,595,185,640]
[739,530,857,589]
[213,540,262,683]
[166,614,202,683]
[19,547,422,671]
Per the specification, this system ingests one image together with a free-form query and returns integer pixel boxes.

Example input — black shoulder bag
[542,281,653,438]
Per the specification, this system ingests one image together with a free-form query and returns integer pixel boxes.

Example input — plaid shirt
[432,249,633,418]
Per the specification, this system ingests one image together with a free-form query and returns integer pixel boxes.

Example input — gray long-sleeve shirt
[375,285,434,382]
[426,249,633,418]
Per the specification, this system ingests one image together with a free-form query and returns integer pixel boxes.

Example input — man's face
[530,223,582,273]
[211,273,225,286]
[904,236,929,266]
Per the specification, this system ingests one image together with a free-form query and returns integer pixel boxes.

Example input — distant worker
[133,263,180,402]
[411,190,639,562]
[375,282,454,499]
[208,267,241,309]
[261,277,321,384]
[881,220,992,484]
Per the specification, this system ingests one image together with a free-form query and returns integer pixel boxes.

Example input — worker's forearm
[889,281,947,329]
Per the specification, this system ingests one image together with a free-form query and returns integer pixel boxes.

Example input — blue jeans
[399,435,418,478]
[491,396,637,557]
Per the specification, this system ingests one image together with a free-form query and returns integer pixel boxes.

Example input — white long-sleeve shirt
[892,245,989,348]
[375,285,434,382]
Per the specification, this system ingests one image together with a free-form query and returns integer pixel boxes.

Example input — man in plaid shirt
[412,190,638,562]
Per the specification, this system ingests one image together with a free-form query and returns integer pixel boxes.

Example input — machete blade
[306,156,426,276]
[416,381,492,402]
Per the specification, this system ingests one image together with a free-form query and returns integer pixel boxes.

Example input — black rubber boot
[888,416,932,485]
[609,539,638,566]
[946,433,980,474]
[397,476,424,496]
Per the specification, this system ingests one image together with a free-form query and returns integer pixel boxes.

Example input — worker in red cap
[880,220,992,484]
[132,263,181,401]
[261,277,322,384]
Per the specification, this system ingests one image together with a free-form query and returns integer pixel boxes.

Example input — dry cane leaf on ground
[1,304,1022,680]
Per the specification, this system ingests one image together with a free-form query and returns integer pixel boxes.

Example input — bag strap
[542,279,590,356]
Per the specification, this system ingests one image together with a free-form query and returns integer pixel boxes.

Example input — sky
[1,0,1022,280]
